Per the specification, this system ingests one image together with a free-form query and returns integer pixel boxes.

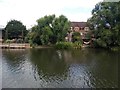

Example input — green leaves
[88,2,120,48]
[72,32,81,42]
[5,20,27,40]
[28,14,70,45]
[52,15,70,42]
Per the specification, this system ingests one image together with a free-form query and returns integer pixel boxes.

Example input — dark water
[2,48,118,88]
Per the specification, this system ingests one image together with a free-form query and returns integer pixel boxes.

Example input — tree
[26,25,42,45]
[87,2,120,48]
[52,15,70,43]
[28,14,70,45]
[72,32,81,42]
[37,15,55,45]
[5,20,27,41]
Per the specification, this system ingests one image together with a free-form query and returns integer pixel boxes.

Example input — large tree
[87,2,120,48]
[37,15,55,45]
[52,15,70,43]
[28,14,70,45]
[5,20,27,40]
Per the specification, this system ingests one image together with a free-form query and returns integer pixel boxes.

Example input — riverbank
[1,43,119,52]
[0,43,30,49]
[0,43,55,49]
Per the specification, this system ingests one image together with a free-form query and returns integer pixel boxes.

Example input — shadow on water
[29,48,68,78]
[2,49,27,72]
[2,48,118,88]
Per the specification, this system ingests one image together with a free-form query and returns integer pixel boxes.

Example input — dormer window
[84,27,89,31]
[74,27,79,32]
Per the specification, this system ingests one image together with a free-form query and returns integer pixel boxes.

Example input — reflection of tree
[61,49,118,88]
[81,49,118,88]
[63,49,95,64]
[2,49,27,70]
[2,49,118,88]
[29,49,68,79]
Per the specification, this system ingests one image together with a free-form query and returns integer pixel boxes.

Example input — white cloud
[0,0,103,28]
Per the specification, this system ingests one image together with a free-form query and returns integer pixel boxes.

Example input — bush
[5,39,11,43]
[55,41,82,49]
[110,46,120,51]
[73,41,82,49]
[72,32,81,42]
[55,42,73,49]
[96,38,107,48]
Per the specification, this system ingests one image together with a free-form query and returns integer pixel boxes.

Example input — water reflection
[2,49,27,73]
[2,48,118,88]
[29,49,68,82]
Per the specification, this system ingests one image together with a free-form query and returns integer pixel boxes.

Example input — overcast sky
[0,0,103,29]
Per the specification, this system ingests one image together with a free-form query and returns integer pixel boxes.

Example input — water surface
[2,48,118,88]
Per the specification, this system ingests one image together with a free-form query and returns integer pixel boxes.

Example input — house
[66,22,91,42]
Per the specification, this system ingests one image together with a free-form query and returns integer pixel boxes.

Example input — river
[1,48,118,88]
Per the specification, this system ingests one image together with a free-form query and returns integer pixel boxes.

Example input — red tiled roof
[70,22,87,28]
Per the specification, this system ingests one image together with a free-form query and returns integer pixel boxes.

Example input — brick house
[66,22,91,42]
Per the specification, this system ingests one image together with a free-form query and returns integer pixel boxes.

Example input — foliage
[5,39,11,43]
[55,42,73,49]
[5,20,27,40]
[55,41,82,49]
[27,15,70,45]
[73,41,82,49]
[85,32,92,39]
[52,15,70,43]
[26,25,42,45]
[72,32,82,43]
[87,2,120,48]
[110,46,120,52]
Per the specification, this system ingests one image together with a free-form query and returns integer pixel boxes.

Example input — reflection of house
[66,22,90,42]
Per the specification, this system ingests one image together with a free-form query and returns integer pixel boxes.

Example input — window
[74,27,79,32]
[84,27,89,31]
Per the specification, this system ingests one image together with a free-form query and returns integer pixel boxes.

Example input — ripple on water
[2,49,118,88]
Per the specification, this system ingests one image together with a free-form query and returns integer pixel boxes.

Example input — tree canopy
[27,15,70,45]
[87,2,120,48]
[5,20,27,40]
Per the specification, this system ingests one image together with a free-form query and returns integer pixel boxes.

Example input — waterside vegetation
[87,2,120,51]
[1,2,120,51]
[55,41,82,49]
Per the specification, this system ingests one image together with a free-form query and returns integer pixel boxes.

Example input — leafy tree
[72,32,81,42]
[28,14,70,45]
[5,20,27,40]
[36,15,55,45]
[87,2,120,48]
[52,15,70,43]
[26,25,42,45]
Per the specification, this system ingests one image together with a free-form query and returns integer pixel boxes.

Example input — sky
[0,0,103,29]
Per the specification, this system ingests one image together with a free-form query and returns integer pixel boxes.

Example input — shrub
[110,47,120,51]
[55,42,73,49]
[55,41,83,49]
[72,32,81,42]
[96,38,107,48]
[5,39,11,43]
[73,41,82,49]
